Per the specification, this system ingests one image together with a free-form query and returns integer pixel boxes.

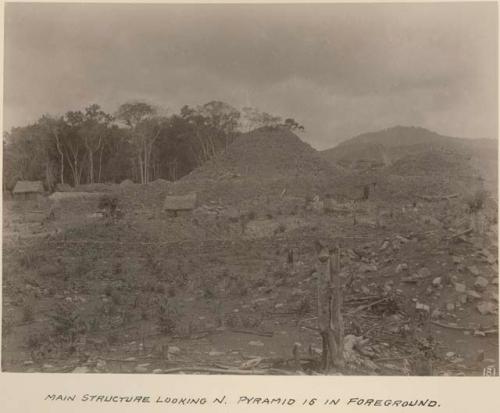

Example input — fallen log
[348,297,389,316]
[431,320,498,335]
[229,329,273,337]
[447,228,473,240]
[418,193,459,202]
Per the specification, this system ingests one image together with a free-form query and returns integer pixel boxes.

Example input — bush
[22,304,34,323]
[155,283,166,294]
[295,297,312,316]
[274,223,286,235]
[465,190,488,214]
[98,195,119,216]
[167,285,177,297]
[110,290,122,305]
[38,263,61,278]
[72,258,91,278]
[49,303,84,341]
[224,313,240,328]
[19,250,39,270]
[26,333,44,350]
[157,300,177,335]
[230,278,248,297]
[104,285,113,297]
[203,287,216,300]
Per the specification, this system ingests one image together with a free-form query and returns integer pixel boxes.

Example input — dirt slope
[167,127,350,205]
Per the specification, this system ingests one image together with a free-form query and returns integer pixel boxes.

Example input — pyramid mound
[167,127,349,206]
[185,126,340,181]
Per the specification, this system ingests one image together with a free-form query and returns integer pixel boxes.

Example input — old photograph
[2,2,498,377]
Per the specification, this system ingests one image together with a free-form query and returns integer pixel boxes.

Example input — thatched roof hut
[120,179,134,187]
[12,180,44,200]
[163,193,197,212]
[13,180,44,194]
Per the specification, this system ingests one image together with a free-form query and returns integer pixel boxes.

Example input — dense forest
[3,101,304,190]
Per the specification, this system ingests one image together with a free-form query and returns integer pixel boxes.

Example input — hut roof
[13,180,44,194]
[163,193,197,211]
[120,179,134,186]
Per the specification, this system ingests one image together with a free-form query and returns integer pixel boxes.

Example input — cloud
[3,2,497,148]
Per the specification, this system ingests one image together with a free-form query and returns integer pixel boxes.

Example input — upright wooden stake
[325,255,337,369]
[331,243,345,367]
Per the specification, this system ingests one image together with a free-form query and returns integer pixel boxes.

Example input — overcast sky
[3,2,498,149]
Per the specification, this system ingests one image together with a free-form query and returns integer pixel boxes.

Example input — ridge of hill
[320,126,497,191]
[321,126,497,167]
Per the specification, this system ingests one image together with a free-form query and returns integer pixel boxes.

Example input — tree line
[3,101,304,190]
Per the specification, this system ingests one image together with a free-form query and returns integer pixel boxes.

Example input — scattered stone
[23,360,34,366]
[134,365,149,373]
[402,275,419,283]
[474,276,489,290]
[452,256,463,265]
[208,350,224,357]
[417,267,431,278]
[396,263,408,273]
[476,302,497,315]
[395,235,410,244]
[446,303,455,311]
[458,295,468,305]
[415,303,430,312]
[152,369,163,374]
[240,357,263,370]
[455,283,466,293]
[445,352,456,359]
[72,366,91,373]
[468,266,480,276]
[467,290,482,300]
[432,277,442,287]
[96,360,107,371]
[248,340,265,347]
[380,240,390,251]
[360,263,378,273]
[431,309,443,319]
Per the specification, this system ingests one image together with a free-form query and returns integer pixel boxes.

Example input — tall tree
[180,101,240,166]
[116,102,166,184]
[79,104,113,184]
[63,110,87,186]
[39,115,67,185]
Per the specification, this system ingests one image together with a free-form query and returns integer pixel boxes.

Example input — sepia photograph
[1,1,498,379]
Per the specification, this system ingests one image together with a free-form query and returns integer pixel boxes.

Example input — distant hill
[321,126,497,195]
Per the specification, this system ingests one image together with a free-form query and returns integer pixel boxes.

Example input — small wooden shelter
[12,180,44,200]
[163,193,197,217]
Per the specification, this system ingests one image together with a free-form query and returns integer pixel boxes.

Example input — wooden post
[316,241,345,371]
[325,256,337,369]
[330,243,345,367]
